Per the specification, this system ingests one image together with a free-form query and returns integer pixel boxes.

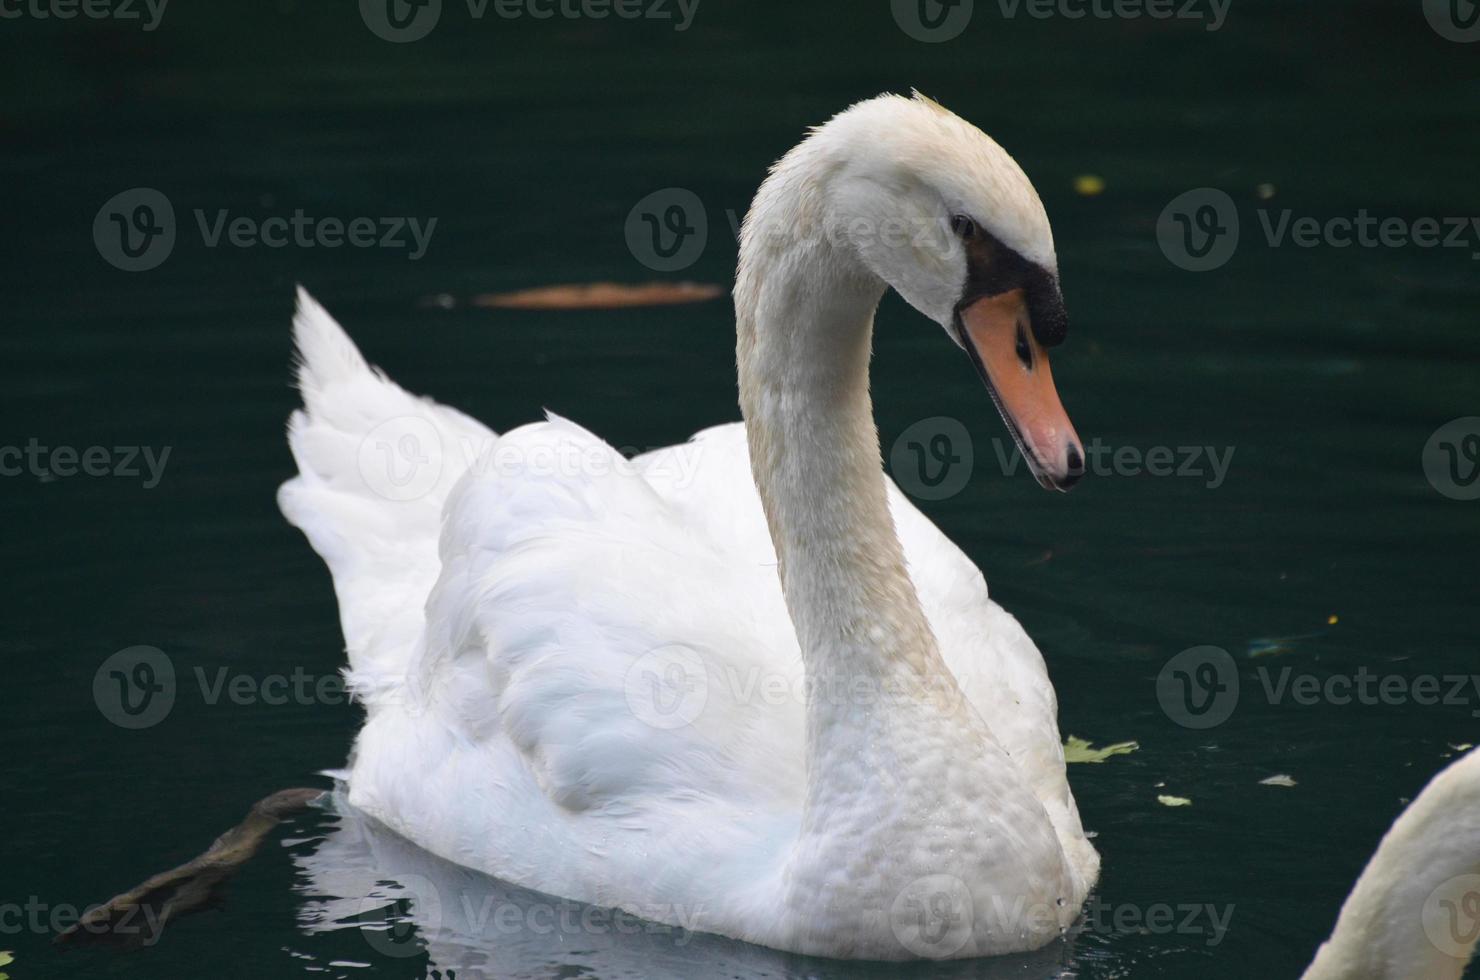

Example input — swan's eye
[950,215,977,240]
[1015,323,1033,369]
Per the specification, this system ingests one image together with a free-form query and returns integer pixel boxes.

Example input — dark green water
[3,1,1479,977]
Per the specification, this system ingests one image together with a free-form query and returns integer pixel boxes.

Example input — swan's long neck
[731,150,1081,959]
[1303,750,1480,980]
[735,162,951,716]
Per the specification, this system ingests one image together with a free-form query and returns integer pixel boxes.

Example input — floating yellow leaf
[1064,735,1139,764]
[1157,794,1192,807]
[1073,174,1105,196]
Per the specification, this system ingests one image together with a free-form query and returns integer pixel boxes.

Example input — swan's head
[757,92,1084,490]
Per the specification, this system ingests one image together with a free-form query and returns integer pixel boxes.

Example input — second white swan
[281,92,1098,960]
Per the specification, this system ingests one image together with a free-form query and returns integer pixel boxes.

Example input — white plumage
[281,93,1099,960]
[1302,748,1480,980]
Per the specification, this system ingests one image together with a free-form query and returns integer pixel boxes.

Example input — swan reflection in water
[290,789,1086,980]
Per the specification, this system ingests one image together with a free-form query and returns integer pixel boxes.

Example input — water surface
[2,2,1478,977]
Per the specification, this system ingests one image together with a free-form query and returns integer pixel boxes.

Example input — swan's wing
[889,498,1098,885]
[348,416,806,906]
[418,415,805,807]
[280,293,803,906]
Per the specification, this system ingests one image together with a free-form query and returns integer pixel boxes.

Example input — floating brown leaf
[473,282,725,310]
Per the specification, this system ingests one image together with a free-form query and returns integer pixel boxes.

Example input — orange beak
[956,288,1084,491]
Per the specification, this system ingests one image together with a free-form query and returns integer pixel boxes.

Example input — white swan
[280,92,1099,961]
[1303,747,1480,979]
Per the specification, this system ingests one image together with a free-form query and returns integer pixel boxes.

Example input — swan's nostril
[1066,444,1085,476]
[1054,445,1085,491]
